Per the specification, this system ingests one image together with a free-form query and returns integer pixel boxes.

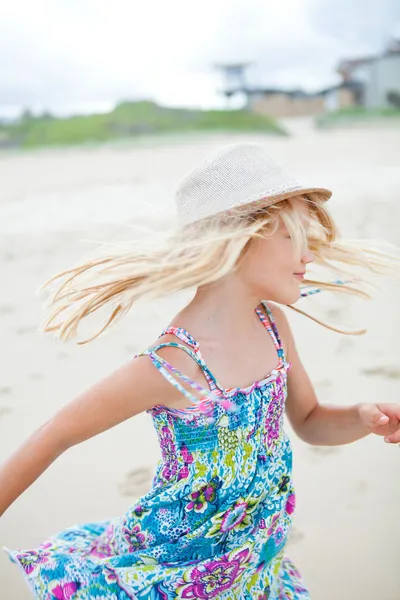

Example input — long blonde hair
[39,194,399,344]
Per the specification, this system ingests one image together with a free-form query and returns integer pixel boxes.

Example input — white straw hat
[175,142,332,227]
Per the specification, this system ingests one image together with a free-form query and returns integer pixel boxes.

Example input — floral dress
[4,301,309,599]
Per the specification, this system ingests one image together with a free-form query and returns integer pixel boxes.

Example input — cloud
[308,0,400,49]
[0,0,398,116]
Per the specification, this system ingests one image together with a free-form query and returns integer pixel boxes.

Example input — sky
[1,0,399,119]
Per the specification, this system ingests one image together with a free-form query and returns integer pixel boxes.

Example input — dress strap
[256,302,285,364]
[136,342,235,416]
[159,326,220,393]
[160,326,200,350]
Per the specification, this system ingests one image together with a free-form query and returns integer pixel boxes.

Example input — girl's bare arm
[272,305,370,446]
[0,351,196,518]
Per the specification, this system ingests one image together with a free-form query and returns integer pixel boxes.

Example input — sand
[0,123,399,600]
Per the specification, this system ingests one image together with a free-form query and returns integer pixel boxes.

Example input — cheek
[251,238,294,271]
[241,239,283,280]
[240,238,300,298]
[239,238,302,303]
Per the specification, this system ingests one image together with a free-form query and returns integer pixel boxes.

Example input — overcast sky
[1,0,399,118]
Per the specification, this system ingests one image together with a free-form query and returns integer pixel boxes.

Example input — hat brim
[187,187,332,226]
[179,186,332,228]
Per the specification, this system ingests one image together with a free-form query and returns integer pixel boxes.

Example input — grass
[316,106,400,128]
[0,101,287,150]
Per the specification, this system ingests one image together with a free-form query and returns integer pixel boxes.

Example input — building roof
[337,39,400,76]
[337,56,375,74]
[230,81,360,99]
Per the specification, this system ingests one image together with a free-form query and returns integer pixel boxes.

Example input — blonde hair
[39,195,399,344]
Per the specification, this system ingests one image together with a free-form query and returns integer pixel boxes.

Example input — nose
[301,248,314,265]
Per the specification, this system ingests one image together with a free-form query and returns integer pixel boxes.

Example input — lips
[294,273,305,280]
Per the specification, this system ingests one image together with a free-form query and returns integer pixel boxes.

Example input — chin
[265,287,302,306]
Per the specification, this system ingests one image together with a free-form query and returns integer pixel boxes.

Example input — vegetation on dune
[0,101,287,149]
[316,106,400,128]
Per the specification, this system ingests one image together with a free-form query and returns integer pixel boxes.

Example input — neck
[180,274,262,340]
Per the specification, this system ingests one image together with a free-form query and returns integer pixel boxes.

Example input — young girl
[1,142,399,600]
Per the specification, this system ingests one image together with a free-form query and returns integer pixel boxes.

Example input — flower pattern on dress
[159,423,179,482]
[132,503,150,519]
[48,579,80,600]
[122,522,148,552]
[16,549,52,575]
[263,380,286,454]
[177,442,194,481]
[175,543,254,598]
[185,476,222,514]
[206,493,262,539]
[286,493,296,515]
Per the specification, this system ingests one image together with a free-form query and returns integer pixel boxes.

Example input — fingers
[362,405,389,427]
[384,429,400,444]
[377,414,390,424]
[377,403,400,420]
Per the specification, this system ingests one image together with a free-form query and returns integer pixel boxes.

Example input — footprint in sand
[29,373,44,381]
[43,247,57,257]
[125,345,138,355]
[0,406,12,418]
[356,481,368,492]
[286,527,305,547]
[314,379,332,391]
[346,482,369,509]
[313,379,333,401]
[309,446,339,456]
[361,365,400,380]
[119,467,154,497]
[335,337,355,355]
[0,387,12,396]
[16,326,36,335]
[0,304,15,315]
[325,305,344,321]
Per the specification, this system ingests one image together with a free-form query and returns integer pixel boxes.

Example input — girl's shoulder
[136,332,210,410]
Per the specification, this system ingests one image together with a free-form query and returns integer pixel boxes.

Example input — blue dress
[5,302,309,599]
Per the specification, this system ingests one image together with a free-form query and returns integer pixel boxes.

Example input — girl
[1,142,399,600]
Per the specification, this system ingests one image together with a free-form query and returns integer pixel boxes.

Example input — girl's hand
[358,403,400,444]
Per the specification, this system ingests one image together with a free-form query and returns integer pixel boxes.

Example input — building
[215,37,400,118]
[336,38,400,109]
[245,83,359,118]
[214,65,360,118]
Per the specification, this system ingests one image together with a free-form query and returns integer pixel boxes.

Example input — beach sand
[0,123,399,599]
